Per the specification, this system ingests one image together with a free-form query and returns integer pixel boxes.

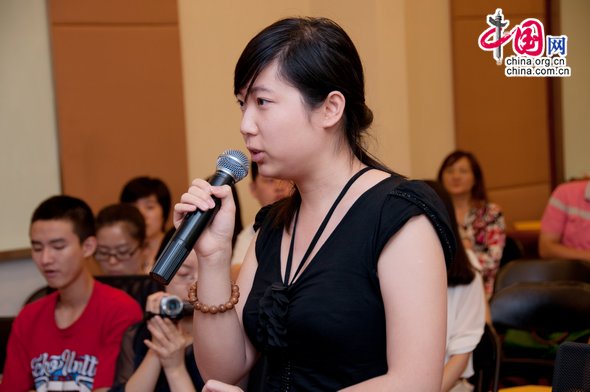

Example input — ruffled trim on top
[256,282,290,352]
[390,180,457,268]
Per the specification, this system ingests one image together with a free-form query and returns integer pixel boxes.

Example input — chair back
[491,281,590,332]
[491,261,590,386]
[552,341,590,392]
[0,317,15,372]
[470,323,501,392]
[498,235,524,269]
[494,258,590,294]
[95,275,164,309]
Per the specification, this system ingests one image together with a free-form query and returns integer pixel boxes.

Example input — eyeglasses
[94,245,140,262]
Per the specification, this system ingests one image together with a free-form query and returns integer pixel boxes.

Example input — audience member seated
[120,176,172,272]
[95,203,147,275]
[110,250,205,392]
[0,195,142,391]
[230,162,292,278]
[438,150,506,298]
[538,178,590,262]
[425,181,486,392]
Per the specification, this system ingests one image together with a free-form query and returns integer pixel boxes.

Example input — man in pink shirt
[539,179,590,261]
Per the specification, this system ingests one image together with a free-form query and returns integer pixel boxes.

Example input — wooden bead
[187,281,240,314]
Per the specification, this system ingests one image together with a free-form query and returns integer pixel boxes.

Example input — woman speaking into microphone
[174,17,455,391]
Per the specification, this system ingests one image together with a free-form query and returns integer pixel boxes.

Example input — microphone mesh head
[217,150,249,182]
[552,341,590,391]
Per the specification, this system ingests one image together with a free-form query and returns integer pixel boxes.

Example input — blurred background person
[227,183,245,250]
[230,162,291,278]
[111,250,204,392]
[120,176,171,272]
[154,180,244,281]
[438,150,506,298]
[539,177,590,261]
[95,203,146,275]
[424,181,486,392]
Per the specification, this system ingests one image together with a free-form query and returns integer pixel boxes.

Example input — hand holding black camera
[145,294,193,322]
[143,292,194,373]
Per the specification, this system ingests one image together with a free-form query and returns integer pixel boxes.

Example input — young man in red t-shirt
[0,195,142,392]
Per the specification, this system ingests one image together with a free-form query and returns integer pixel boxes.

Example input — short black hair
[120,176,171,231]
[31,195,95,242]
[96,203,146,245]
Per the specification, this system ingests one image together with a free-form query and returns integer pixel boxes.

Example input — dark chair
[0,316,15,372]
[490,281,590,386]
[24,275,164,310]
[493,258,590,294]
[498,235,524,270]
[469,323,501,392]
[552,341,590,392]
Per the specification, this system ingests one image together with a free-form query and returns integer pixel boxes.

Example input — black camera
[147,295,193,321]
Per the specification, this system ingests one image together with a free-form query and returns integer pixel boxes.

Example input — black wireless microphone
[150,149,249,285]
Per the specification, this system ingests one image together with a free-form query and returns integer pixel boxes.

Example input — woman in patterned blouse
[438,150,506,298]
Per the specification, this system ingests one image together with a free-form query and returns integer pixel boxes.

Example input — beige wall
[177,0,455,225]
[0,1,60,316]
[0,1,61,251]
[562,0,590,180]
[406,1,456,179]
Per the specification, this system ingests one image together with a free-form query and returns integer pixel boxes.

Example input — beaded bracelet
[188,281,240,314]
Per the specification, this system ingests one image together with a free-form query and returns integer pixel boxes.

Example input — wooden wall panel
[452,18,550,188]
[49,0,178,24]
[48,0,188,221]
[451,0,552,228]
[489,184,550,227]
[452,0,545,18]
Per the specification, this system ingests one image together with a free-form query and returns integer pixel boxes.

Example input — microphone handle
[150,171,233,285]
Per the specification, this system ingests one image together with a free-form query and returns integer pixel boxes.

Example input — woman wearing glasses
[95,203,146,275]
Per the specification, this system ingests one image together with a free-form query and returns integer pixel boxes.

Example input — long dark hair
[437,150,488,204]
[234,17,393,228]
[423,180,475,286]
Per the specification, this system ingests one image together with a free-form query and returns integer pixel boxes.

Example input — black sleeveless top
[243,175,455,391]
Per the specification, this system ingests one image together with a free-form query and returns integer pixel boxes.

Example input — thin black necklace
[282,166,373,286]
